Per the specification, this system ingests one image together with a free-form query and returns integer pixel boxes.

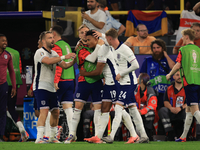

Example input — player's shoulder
[4,50,11,56]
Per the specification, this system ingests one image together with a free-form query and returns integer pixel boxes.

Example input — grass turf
[1,141,200,150]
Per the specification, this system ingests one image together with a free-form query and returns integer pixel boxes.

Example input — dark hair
[136,24,146,31]
[51,25,63,36]
[191,22,200,28]
[150,39,167,52]
[98,0,107,8]
[86,30,96,36]
[139,73,150,86]
[0,34,6,38]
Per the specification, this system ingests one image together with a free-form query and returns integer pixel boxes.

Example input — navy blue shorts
[74,80,103,104]
[102,83,120,103]
[117,84,137,106]
[34,89,59,111]
[56,81,74,104]
[184,84,200,106]
[33,96,38,110]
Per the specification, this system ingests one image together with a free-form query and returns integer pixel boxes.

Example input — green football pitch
[1,141,200,150]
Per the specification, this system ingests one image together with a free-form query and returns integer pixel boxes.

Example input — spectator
[140,39,175,109]
[124,24,156,54]
[98,0,126,36]
[82,0,107,33]
[159,71,186,141]
[5,46,29,142]
[173,22,200,54]
[0,34,16,142]
[135,73,158,141]
[193,1,200,16]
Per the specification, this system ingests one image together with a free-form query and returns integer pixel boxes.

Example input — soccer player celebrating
[64,30,104,143]
[33,31,76,143]
[103,28,149,143]
[80,30,139,143]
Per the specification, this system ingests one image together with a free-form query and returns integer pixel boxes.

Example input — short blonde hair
[105,28,118,39]
[181,28,195,41]
[78,24,89,31]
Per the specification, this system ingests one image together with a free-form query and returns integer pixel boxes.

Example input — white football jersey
[98,44,119,85]
[111,43,138,85]
[33,47,60,92]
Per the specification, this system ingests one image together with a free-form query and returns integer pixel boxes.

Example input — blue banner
[23,97,38,139]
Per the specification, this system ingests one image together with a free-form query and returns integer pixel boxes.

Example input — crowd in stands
[2,0,200,144]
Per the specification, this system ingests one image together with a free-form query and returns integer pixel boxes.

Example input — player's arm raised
[59,54,77,69]
[41,53,76,65]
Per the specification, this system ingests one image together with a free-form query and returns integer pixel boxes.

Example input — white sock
[36,126,44,141]
[64,108,73,133]
[129,107,147,138]
[70,108,82,135]
[110,105,123,140]
[50,126,57,140]
[94,109,101,136]
[194,111,200,124]
[97,112,109,139]
[44,111,51,137]
[122,109,137,137]
[16,121,25,133]
[180,112,193,139]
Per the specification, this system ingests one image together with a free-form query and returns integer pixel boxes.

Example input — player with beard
[125,24,156,54]
[140,39,175,109]
[159,71,186,141]
[82,0,107,33]
[33,31,76,143]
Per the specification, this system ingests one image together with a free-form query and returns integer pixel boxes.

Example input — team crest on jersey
[41,100,46,105]
[4,54,8,59]
[40,52,44,56]
[76,93,80,98]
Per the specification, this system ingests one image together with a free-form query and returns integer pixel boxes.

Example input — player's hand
[93,30,102,38]
[65,53,76,59]
[11,88,16,98]
[75,41,83,51]
[54,83,59,91]
[27,89,33,97]
[170,107,179,114]
[175,107,181,114]
[116,73,121,81]
[97,39,104,46]
[166,74,171,81]
[79,67,87,76]
[81,13,90,21]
